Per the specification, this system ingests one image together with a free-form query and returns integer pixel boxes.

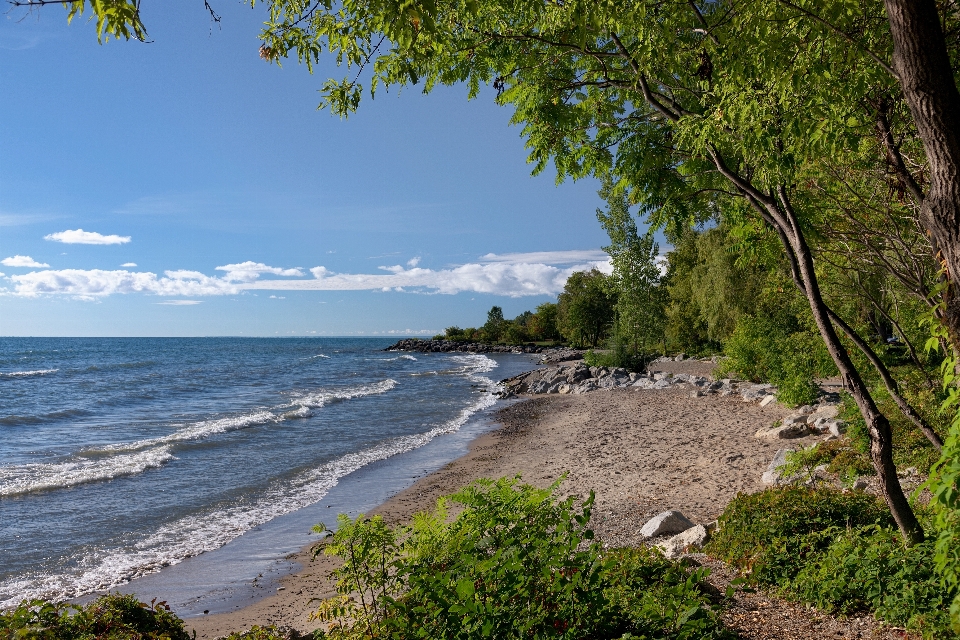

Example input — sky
[0,2,616,337]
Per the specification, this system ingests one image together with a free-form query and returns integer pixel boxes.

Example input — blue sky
[0,2,614,337]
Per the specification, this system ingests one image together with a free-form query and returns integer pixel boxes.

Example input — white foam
[310,354,330,359]
[0,357,501,607]
[99,411,278,454]
[399,354,417,361]
[0,447,175,497]
[293,379,397,409]
[1,369,58,378]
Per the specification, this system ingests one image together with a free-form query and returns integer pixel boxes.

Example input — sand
[188,382,805,638]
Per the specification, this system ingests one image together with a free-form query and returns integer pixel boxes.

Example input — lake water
[0,337,537,609]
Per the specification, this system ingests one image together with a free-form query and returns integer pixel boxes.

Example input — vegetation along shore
[7,0,960,638]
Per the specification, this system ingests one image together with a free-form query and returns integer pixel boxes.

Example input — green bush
[705,486,892,583]
[706,487,956,638]
[718,316,834,406]
[0,594,191,640]
[789,526,952,634]
[313,476,733,639]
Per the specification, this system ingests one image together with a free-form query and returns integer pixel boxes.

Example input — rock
[809,404,839,421]
[640,510,695,538]
[827,420,847,436]
[691,390,704,398]
[761,448,795,485]
[755,423,810,440]
[852,477,869,491]
[656,524,709,558]
[529,380,551,394]
[759,395,776,408]
[782,414,809,426]
[796,405,816,415]
[675,353,686,361]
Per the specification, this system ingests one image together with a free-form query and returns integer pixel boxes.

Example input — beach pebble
[656,524,709,558]
[640,510,695,538]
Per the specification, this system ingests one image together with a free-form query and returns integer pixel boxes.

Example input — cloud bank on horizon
[2,253,612,300]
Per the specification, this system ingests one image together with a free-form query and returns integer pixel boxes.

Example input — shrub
[705,486,892,583]
[313,476,734,639]
[718,316,834,406]
[0,594,191,640]
[707,486,956,638]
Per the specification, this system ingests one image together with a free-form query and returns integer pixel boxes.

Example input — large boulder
[640,510,695,538]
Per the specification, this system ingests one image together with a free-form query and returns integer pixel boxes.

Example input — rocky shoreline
[384,338,585,363]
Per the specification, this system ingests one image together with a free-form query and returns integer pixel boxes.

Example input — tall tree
[556,270,615,348]
[595,182,664,355]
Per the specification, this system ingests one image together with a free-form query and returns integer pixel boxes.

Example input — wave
[0,354,501,606]
[0,358,499,607]
[309,354,330,359]
[292,379,397,409]
[98,411,278,454]
[0,369,58,378]
[0,447,175,497]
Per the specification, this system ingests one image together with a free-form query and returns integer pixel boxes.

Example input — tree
[556,270,615,348]
[482,306,506,343]
[528,302,560,342]
[46,0,960,558]
[595,182,664,355]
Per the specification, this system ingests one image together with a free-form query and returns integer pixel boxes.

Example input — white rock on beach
[640,510,695,538]
[656,524,709,558]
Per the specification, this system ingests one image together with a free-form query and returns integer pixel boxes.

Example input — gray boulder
[640,510,695,538]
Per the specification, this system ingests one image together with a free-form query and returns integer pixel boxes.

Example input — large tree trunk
[773,195,925,544]
[885,0,960,348]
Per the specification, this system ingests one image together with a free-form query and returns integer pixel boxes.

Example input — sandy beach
[186,362,912,640]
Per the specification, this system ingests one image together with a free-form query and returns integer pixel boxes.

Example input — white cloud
[121,262,138,267]
[216,261,304,282]
[247,258,612,297]
[2,255,49,268]
[479,250,609,264]
[156,300,202,305]
[44,229,131,245]
[407,256,421,267]
[9,269,241,298]
[4,253,612,299]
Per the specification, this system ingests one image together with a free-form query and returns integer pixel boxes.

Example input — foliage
[0,594,191,640]
[596,181,665,356]
[556,270,615,348]
[923,302,960,629]
[706,487,955,638]
[313,476,733,639]
[718,316,835,406]
[581,343,648,373]
[219,627,298,640]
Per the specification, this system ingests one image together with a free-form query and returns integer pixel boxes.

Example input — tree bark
[774,193,925,544]
[885,0,960,349]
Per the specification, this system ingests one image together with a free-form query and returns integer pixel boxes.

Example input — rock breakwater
[497,362,777,402]
[384,339,585,363]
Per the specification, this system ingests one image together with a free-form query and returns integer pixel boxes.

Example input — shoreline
[186,378,800,638]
